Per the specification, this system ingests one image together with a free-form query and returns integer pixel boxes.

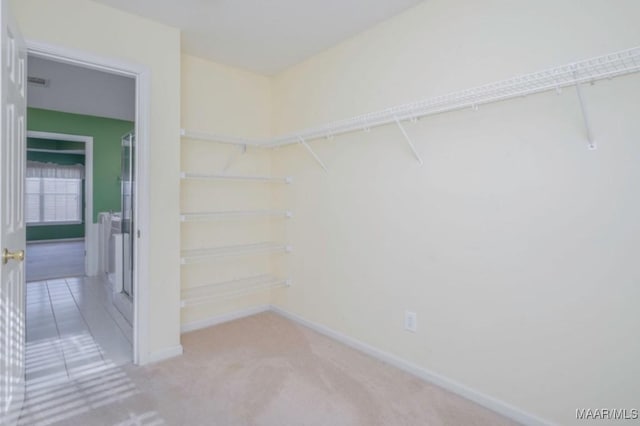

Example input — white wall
[270,0,640,424]
[27,55,135,121]
[11,0,182,363]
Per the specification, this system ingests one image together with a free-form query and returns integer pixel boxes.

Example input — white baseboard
[269,305,553,426]
[180,305,270,333]
[146,344,183,365]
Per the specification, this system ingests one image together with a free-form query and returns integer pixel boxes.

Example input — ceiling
[28,56,135,121]
[91,0,424,75]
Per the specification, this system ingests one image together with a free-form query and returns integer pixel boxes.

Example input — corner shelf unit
[181,128,294,309]
[181,242,292,265]
[181,275,291,307]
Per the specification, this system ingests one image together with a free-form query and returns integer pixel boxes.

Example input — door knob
[2,248,25,264]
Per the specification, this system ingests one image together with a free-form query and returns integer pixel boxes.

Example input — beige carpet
[20,312,519,425]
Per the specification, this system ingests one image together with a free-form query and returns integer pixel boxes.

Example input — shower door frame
[120,131,134,299]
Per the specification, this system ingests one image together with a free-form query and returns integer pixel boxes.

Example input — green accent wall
[27,108,134,223]
[27,224,84,241]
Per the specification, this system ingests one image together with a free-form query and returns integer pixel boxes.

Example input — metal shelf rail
[181,46,640,166]
[181,210,293,222]
[180,242,292,265]
[181,275,291,307]
[180,171,292,184]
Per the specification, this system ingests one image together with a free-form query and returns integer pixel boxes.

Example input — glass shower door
[121,132,135,298]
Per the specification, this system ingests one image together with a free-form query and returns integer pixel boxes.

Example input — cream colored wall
[180,55,282,325]
[270,0,640,424]
[273,0,640,132]
[181,55,272,138]
[11,0,181,361]
[13,0,639,422]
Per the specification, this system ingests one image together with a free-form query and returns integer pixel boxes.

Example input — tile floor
[20,276,135,425]
[26,241,86,282]
[25,277,132,372]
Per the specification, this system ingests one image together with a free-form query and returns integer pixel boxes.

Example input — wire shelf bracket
[223,143,248,171]
[572,70,597,150]
[298,136,328,172]
[394,117,424,165]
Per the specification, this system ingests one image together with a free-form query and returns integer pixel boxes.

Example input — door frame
[25,40,151,365]
[26,131,93,273]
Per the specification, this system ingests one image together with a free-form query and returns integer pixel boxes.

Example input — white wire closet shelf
[180,242,292,265]
[181,46,640,148]
[180,274,291,307]
[181,210,293,222]
[180,171,293,184]
[181,129,264,147]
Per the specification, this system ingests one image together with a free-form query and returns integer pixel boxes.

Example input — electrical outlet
[404,311,417,332]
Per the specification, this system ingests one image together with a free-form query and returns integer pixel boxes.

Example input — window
[26,162,84,225]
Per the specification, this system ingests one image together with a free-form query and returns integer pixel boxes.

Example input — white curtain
[26,161,84,179]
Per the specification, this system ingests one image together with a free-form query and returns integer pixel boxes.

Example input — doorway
[25,131,92,281]
[23,52,140,368]
[23,40,152,367]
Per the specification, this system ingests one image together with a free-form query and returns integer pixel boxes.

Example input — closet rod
[265,46,640,147]
[181,46,640,148]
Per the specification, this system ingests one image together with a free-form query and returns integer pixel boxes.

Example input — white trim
[26,40,152,366]
[27,41,140,78]
[147,345,183,364]
[27,148,85,154]
[27,237,83,244]
[269,306,554,426]
[180,305,270,333]
[133,59,151,367]
[26,131,91,143]
[27,130,93,274]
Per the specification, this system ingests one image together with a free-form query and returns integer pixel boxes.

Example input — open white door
[0,0,26,424]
